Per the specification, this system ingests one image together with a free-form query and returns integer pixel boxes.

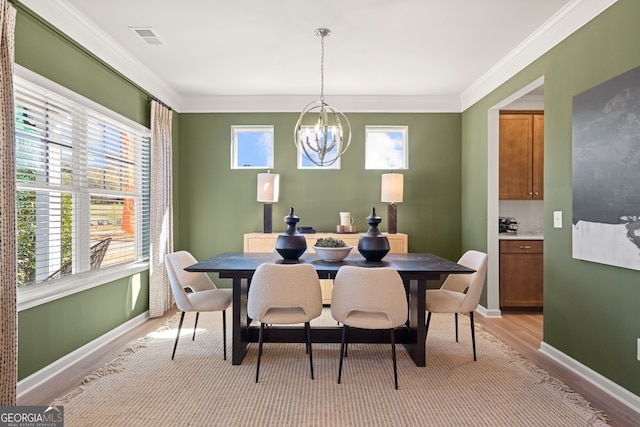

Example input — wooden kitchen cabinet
[499,111,544,200]
[499,240,543,309]
[244,232,408,304]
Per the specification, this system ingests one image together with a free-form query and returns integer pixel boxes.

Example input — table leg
[232,276,250,365]
[404,278,427,367]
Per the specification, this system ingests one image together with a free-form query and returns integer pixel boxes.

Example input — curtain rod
[149,96,173,111]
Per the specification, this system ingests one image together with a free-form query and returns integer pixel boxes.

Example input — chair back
[331,266,408,329]
[247,263,322,322]
[165,251,217,312]
[441,250,488,312]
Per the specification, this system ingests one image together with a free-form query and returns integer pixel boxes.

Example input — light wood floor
[477,313,639,427]
[19,309,639,426]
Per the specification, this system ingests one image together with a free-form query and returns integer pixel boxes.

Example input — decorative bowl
[313,245,353,262]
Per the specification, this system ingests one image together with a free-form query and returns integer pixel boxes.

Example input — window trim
[364,125,409,170]
[18,261,149,312]
[230,125,274,169]
[14,65,151,310]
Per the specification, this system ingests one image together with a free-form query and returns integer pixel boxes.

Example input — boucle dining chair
[165,251,233,360]
[425,250,488,361]
[247,263,322,383]
[331,266,408,389]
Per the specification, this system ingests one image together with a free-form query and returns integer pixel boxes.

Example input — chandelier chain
[319,31,325,104]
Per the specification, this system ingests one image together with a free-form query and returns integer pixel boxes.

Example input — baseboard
[17,311,150,399]
[477,304,502,318]
[540,341,640,416]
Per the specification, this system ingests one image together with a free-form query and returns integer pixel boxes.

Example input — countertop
[499,233,544,240]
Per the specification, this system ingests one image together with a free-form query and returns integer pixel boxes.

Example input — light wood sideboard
[243,232,408,304]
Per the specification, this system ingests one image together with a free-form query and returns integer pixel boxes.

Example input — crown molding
[175,94,461,113]
[22,0,617,113]
[21,0,181,108]
[460,0,618,110]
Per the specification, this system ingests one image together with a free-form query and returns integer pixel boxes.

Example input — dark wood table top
[185,252,475,277]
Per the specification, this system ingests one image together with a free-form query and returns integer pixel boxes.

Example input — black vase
[275,207,307,260]
[357,207,390,262]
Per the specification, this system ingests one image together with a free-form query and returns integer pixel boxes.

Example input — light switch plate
[637,338,640,361]
[553,211,562,228]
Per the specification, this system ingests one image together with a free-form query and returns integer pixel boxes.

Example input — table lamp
[257,171,279,233]
[381,172,404,234]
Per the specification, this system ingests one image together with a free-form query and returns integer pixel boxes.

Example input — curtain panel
[0,0,16,405]
[149,101,174,317]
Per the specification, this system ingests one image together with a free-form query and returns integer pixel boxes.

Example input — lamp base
[387,203,397,234]
[263,203,272,233]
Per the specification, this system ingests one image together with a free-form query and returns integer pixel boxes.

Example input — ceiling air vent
[130,27,165,46]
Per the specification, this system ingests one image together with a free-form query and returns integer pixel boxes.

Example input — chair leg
[455,313,459,342]
[256,322,265,383]
[338,325,348,384]
[172,311,186,360]
[222,310,227,361]
[470,311,477,361]
[391,328,398,390]
[344,326,349,357]
[305,322,314,380]
[192,312,200,341]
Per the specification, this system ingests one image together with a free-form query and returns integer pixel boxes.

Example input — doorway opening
[486,76,545,316]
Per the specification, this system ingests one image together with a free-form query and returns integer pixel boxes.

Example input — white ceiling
[21,0,617,112]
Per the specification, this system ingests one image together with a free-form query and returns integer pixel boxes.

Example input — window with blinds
[15,75,151,287]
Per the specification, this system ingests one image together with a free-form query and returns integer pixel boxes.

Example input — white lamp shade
[257,173,279,203]
[381,173,404,203]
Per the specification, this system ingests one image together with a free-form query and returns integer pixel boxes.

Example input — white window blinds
[15,74,151,287]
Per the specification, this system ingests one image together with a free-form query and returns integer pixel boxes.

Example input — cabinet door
[532,113,544,199]
[244,234,276,252]
[499,114,533,199]
[499,240,543,308]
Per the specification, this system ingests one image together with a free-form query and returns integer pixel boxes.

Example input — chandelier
[294,28,351,167]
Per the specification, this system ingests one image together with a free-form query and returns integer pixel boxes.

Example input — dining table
[185,251,475,367]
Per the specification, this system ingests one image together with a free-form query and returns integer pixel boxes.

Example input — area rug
[52,309,609,426]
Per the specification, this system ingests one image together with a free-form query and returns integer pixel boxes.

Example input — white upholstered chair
[331,266,408,389]
[247,263,322,383]
[425,250,488,361]
[165,251,233,360]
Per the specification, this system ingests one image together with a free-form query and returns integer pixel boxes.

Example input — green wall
[18,272,149,379]
[13,0,640,401]
[461,0,640,395]
[14,6,152,379]
[176,112,463,288]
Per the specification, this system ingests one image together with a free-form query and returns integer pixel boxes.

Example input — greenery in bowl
[313,241,353,262]
[315,237,347,248]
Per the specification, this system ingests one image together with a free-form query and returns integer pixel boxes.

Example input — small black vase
[275,207,307,260]
[357,207,390,262]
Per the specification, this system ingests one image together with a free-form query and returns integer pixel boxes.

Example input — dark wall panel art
[572,65,640,271]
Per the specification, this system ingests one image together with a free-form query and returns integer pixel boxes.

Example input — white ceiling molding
[22,0,617,113]
[21,0,180,107]
[460,0,618,110]
[176,95,462,113]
